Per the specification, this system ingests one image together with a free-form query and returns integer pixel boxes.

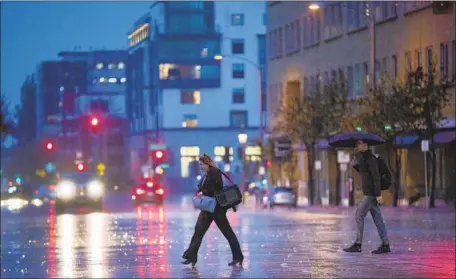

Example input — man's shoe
[343,243,362,253]
[371,244,391,254]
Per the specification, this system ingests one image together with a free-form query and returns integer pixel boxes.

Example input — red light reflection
[136,207,145,278]
[47,206,56,277]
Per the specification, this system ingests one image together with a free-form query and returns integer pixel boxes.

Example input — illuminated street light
[214,55,223,60]
[308,3,320,10]
[238,133,248,145]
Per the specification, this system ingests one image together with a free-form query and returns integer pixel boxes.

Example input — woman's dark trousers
[183,207,243,261]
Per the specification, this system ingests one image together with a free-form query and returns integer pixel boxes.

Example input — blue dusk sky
[1,1,151,106]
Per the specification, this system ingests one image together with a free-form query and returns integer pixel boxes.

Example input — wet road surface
[1,194,455,278]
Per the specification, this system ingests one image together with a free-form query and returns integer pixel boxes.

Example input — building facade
[127,1,267,188]
[267,1,456,205]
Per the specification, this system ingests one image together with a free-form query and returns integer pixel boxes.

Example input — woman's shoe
[181,259,197,267]
[228,259,243,266]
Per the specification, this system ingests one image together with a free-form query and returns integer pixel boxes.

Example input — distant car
[55,172,104,214]
[263,187,297,208]
[132,180,164,206]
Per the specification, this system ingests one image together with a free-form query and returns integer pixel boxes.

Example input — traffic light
[355,126,363,132]
[90,116,100,133]
[152,149,168,167]
[76,163,85,172]
[45,142,54,151]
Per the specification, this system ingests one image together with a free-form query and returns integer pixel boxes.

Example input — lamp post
[308,2,376,87]
[238,132,248,203]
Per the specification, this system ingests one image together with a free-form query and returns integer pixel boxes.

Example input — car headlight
[58,181,76,199]
[88,180,104,198]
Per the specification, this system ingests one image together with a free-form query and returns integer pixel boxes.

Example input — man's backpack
[374,155,392,190]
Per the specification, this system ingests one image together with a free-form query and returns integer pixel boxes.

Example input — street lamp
[308,2,376,87]
[238,132,248,203]
[215,54,264,146]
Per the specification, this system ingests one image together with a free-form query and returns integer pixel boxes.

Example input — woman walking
[182,154,244,267]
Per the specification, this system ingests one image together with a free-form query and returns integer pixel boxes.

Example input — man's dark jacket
[353,149,381,197]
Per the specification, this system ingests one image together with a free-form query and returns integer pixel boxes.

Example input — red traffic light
[155,151,164,159]
[46,142,54,151]
[91,117,99,126]
[76,163,85,172]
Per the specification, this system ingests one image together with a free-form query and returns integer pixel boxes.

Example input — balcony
[159,78,220,89]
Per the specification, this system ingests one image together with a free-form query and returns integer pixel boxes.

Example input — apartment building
[267,1,455,205]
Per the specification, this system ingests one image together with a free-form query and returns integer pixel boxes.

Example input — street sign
[421,140,429,152]
[340,163,348,172]
[337,151,350,164]
[315,160,322,170]
[273,137,292,158]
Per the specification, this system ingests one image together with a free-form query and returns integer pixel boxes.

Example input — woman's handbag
[215,171,243,210]
[192,194,216,213]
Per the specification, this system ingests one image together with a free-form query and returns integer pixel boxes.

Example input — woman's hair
[198,153,216,168]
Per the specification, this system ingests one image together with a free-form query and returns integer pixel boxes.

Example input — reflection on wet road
[1,196,455,278]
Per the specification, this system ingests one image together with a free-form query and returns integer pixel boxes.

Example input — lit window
[201,48,208,58]
[182,114,198,128]
[108,78,117,83]
[108,63,117,70]
[231,14,245,26]
[99,77,106,83]
[120,77,127,83]
[96,63,103,69]
[194,65,201,79]
[180,146,200,156]
[159,63,177,80]
[118,62,125,69]
[180,90,200,104]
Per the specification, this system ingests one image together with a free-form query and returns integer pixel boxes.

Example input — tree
[14,75,37,145]
[397,64,454,208]
[1,95,13,141]
[275,80,352,205]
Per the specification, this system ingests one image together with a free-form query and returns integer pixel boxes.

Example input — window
[382,57,388,76]
[181,90,201,104]
[392,55,398,79]
[182,114,197,128]
[232,63,245,79]
[278,27,283,55]
[440,43,449,79]
[303,77,309,95]
[324,3,343,39]
[96,63,104,69]
[108,63,117,69]
[347,66,354,97]
[118,62,125,69]
[363,62,369,87]
[285,20,301,54]
[331,69,337,84]
[232,88,245,103]
[310,76,316,96]
[323,72,330,86]
[355,64,361,96]
[231,39,244,54]
[415,49,422,69]
[338,68,345,86]
[180,146,200,178]
[426,47,433,79]
[230,111,247,127]
[262,13,267,25]
[231,14,244,26]
[346,2,363,30]
[453,41,456,80]
[405,51,412,72]
[375,60,381,85]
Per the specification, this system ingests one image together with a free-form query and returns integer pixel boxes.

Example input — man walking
[343,139,391,254]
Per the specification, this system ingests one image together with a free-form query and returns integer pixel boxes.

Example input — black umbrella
[328,132,386,148]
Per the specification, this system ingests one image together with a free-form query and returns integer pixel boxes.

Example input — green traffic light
[356,126,362,132]
[384,125,392,131]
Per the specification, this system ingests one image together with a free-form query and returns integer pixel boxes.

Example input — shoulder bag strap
[218,169,234,184]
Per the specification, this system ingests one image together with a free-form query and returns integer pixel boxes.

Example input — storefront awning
[395,131,456,147]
